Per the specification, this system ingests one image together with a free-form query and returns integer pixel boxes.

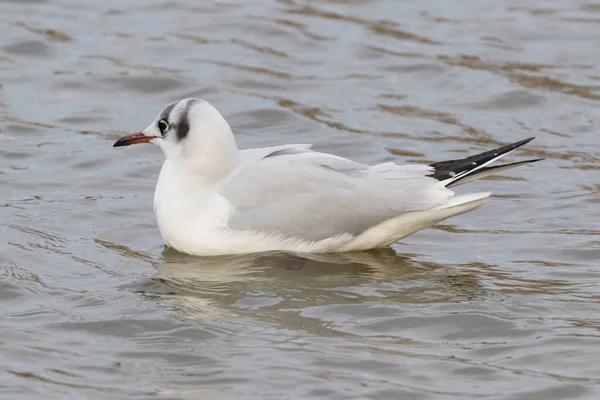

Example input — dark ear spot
[159,102,177,122]
[175,98,198,141]
[176,115,190,141]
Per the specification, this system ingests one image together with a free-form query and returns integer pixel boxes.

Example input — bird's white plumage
[131,98,492,256]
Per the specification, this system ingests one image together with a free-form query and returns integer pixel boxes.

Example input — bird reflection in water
[136,247,488,330]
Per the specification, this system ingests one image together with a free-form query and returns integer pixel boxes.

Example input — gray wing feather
[222,146,452,240]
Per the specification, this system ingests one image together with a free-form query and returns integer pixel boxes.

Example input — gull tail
[346,191,492,250]
[344,138,542,251]
[429,137,543,188]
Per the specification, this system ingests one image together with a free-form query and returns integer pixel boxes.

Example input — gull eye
[157,119,169,135]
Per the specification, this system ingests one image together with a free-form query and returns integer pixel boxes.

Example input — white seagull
[114,98,541,256]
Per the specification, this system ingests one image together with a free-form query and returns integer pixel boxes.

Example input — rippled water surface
[1,0,600,399]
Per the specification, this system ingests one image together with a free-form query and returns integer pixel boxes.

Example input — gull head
[113,98,238,168]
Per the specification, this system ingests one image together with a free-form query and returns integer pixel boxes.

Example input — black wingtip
[429,137,540,185]
[509,136,536,150]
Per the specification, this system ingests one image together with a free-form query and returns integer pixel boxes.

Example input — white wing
[221,145,453,241]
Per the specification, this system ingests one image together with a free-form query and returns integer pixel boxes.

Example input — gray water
[1,0,599,399]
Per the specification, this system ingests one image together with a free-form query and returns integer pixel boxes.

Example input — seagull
[113,98,542,256]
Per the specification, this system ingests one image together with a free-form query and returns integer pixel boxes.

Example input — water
[1,0,599,399]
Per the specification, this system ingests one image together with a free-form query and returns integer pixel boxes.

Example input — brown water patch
[15,22,73,43]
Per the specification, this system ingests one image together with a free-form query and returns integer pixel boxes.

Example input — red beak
[113,132,159,147]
